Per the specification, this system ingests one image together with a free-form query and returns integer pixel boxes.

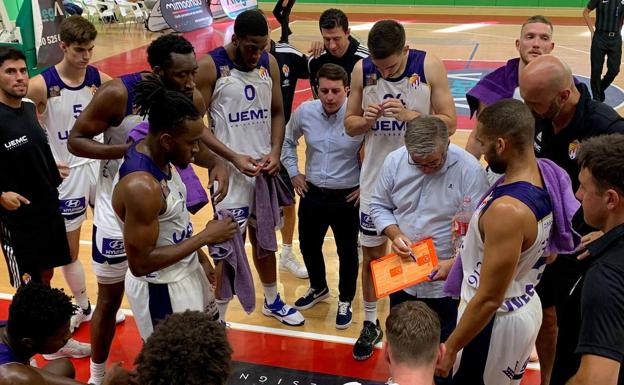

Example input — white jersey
[93,72,145,235]
[360,49,432,200]
[118,144,199,284]
[209,47,272,158]
[40,65,102,168]
[461,181,553,312]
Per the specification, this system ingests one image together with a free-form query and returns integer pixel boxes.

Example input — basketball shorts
[91,225,127,284]
[125,263,217,340]
[359,199,387,248]
[452,295,542,385]
[58,161,98,232]
[0,211,71,287]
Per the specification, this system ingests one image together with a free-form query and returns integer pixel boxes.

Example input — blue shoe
[336,301,352,329]
[262,294,305,326]
[293,287,330,310]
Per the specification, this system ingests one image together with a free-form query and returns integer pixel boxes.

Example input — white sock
[282,244,292,256]
[62,259,89,310]
[263,283,278,304]
[216,299,230,322]
[89,359,106,385]
[363,301,378,323]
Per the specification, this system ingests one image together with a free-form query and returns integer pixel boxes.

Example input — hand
[0,192,30,211]
[57,162,70,179]
[363,103,383,125]
[381,99,418,122]
[259,153,280,175]
[435,349,457,378]
[102,363,138,385]
[231,153,261,177]
[429,258,455,281]
[307,41,324,58]
[203,217,238,244]
[208,158,229,204]
[345,188,360,206]
[391,233,413,259]
[577,231,603,260]
[291,174,308,197]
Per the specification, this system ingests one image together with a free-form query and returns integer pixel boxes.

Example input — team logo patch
[49,85,61,97]
[258,66,269,80]
[568,140,581,160]
[220,65,231,78]
[365,73,377,86]
[408,73,421,89]
[21,273,31,284]
[282,64,290,78]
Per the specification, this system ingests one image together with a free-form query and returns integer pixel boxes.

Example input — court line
[465,42,480,69]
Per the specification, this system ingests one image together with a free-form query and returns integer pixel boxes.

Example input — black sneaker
[293,287,329,310]
[352,320,383,361]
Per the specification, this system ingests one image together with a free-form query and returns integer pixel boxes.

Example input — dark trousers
[298,183,359,302]
[590,31,622,101]
[390,290,459,385]
[272,0,295,42]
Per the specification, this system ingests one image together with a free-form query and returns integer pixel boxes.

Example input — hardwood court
[0,6,621,372]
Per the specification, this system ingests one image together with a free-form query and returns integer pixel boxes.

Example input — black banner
[160,0,212,32]
[36,0,65,67]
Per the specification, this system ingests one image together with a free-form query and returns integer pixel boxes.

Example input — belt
[598,30,619,37]
[307,183,358,197]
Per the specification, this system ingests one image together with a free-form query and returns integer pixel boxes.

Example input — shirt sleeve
[587,0,598,10]
[298,53,310,80]
[308,58,319,98]
[461,161,490,204]
[576,263,624,362]
[370,154,399,235]
[280,107,303,178]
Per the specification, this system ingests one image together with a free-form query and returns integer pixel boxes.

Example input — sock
[89,360,106,385]
[363,301,378,323]
[262,283,278,304]
[62,259,89,310]
[281,244,292,256]
[216,299,230,322]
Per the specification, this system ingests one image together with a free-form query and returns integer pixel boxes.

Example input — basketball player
[344,19,456,360]
[435,99,555,384]
[68,34,242,384]
[195,9,304,327]
[26,16,111,338]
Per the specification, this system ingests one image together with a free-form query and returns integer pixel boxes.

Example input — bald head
[520,54,572,98]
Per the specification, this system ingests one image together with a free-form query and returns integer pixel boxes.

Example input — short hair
[404,116,449,157]
[234,10,269,39]
[521,15,554,35]
[316,63,348,87]
[133,74,200,135]
[147,34,194,70]
[135,311,233,385]
[7,283,74,341]
[577,134,624,194]
[59,15,97,45]
[367,20,405,59]
[0,46,26,67]
[319,8,348,32]
[477,99,535,149]
[386,302,440,366]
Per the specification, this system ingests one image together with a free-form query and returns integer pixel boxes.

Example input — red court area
[0,298,540,384]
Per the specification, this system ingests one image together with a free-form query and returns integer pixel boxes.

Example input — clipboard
[370,237,439,298]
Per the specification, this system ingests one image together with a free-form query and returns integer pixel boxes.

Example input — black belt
[597,30,620,37]
[307,183,358,197]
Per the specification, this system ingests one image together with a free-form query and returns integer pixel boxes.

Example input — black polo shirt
[577,223,624,384]
[534,83,624,193]
[587,0,624,34]
[307,35,369,98]
[270,40,309,122]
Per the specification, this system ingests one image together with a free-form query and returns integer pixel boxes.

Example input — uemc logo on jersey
[173,223,194,244]
[444,60,624,130]
[228,85,269,123]
[372,93,407,133]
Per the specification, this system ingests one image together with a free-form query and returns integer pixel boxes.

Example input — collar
[318,98,348,120]
[325,36,359,60]
[587,222,624,257]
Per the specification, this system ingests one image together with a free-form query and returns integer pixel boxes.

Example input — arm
[307,57,319,98]
[113,173,237,276]
[68,80,129,159]
[424,54,457,135]
[583,6,595,35]
[437,199,526,376]
[567,355,621,385]
[280,108,308,196]
[25,74,48,114]
[0,363,84,385]
[344,61,379,137]
[259,54,286,175]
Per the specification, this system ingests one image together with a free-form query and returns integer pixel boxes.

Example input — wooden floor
[1,7,623,342]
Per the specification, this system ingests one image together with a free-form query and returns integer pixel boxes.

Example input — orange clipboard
[370,237,439,298]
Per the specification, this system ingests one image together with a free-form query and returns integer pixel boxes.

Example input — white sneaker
[71,305,125,333]
[42,338,91,360]
[279,251,308,279]
[115,309,126,324]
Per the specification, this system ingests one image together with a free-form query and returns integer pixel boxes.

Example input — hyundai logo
[106,240,125,250]
[65,199,82,208]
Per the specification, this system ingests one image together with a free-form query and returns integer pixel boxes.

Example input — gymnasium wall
[259,0,585,8]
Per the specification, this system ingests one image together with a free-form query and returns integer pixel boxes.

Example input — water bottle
[451,196,473,257]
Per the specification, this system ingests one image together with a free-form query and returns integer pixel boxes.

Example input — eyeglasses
[407,142,449,170]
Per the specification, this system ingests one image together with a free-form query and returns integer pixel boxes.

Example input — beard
[485,147,507,175]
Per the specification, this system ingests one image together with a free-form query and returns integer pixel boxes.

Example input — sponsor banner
[33,0,64,67]
[231,361,375,385]
[151,0,213,32]
[220,0,256,19]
